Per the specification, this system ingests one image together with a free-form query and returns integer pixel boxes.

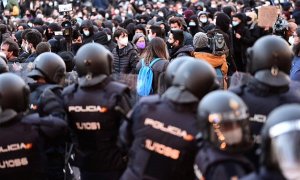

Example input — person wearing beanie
[231,13,252,72]
[193,32,228,88]
[132,33,147,57]
[197,11,215,32]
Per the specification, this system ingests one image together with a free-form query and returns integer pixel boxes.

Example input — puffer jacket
[112,42,139,74]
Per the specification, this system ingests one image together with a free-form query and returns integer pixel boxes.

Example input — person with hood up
[188,15,204,36]
[198,11,215,32]
[231,13,252,72]
[80,20,95,45]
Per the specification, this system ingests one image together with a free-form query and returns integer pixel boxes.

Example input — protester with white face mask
[80,20,95,45]
[112,28,139,73]
[197,11,215,32]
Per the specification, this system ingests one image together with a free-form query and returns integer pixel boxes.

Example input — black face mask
[71,43,82,54]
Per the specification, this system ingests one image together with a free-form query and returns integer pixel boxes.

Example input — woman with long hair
[136,37,169,95]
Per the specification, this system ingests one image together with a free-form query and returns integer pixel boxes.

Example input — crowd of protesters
[0,0,300,180]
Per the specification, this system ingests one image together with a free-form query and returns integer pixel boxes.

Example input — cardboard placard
[258,6,278,27]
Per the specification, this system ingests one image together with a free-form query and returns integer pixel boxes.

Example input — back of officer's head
[28,52,66,85]
[0,73,30,112]
[260,104,300,180]
[163,58,219,104]
[74,43,112,77]
[247,35,293,87]
[197,90,252,153]
[164,56,194,88]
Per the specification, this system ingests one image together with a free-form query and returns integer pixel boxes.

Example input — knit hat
[132,33,145,44]
[193,32,208,49]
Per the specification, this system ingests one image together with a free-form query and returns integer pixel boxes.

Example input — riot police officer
[27,52,67,180]
[194,90,254,180]
[119,58,219,180]
[63,43,131,180]
[230,35,300,167]
[0,73,66,180]
[241,104,300,179]
[27,52,66,118]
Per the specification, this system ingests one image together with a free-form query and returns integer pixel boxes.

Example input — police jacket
[63,77,131,172]
[119,95,199,180]
[28,83,66,119]
[230,78,300,167]
[240,167,285,180]
[0,110,46,180]
[194,142,254,180]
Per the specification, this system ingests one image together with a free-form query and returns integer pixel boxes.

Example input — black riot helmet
[0,57,8,73]
[164,56,194,88]
[163,58,219,103]
[74,43,113,87]
[261,104,300,179]
[28,52,66,85]
[0,73,30,112]
[197,90,252,153]
[247,35,293,87]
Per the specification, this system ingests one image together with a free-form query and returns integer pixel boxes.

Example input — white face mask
[221,127,243,145]
[189,22,196,26]
[107,35,111,41]
[148,34,153,41]
[200,18,208,23]
[119,37,128,46]
[289,36,294,45]
[83,30,90,37]
[158,12,164,17]
[232,21,240,27]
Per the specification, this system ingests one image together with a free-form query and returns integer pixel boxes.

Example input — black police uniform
[0,110,67,180]
[194,142,254,180]
[230,78,300,167]
[241,167,286,180]
[28,83,65,118]
[63,77,131,180]
[119,95,199,180]
[0,110,46,180]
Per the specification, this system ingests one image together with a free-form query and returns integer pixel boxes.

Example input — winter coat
[112,42,139,74]
[169,45,194,61]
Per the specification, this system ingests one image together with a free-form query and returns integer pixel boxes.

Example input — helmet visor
[271,128,300,180]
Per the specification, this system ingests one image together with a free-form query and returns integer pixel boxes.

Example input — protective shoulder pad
[105,81,130,96]
[62,83,78,96]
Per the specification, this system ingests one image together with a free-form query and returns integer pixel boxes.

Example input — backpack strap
[149,58,161,68]
[142,59,146,67]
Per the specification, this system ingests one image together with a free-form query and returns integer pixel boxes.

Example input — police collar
[0,109,18,124]
[248,78,289,96]
[78,74,108,88]
[163,86,199,104]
